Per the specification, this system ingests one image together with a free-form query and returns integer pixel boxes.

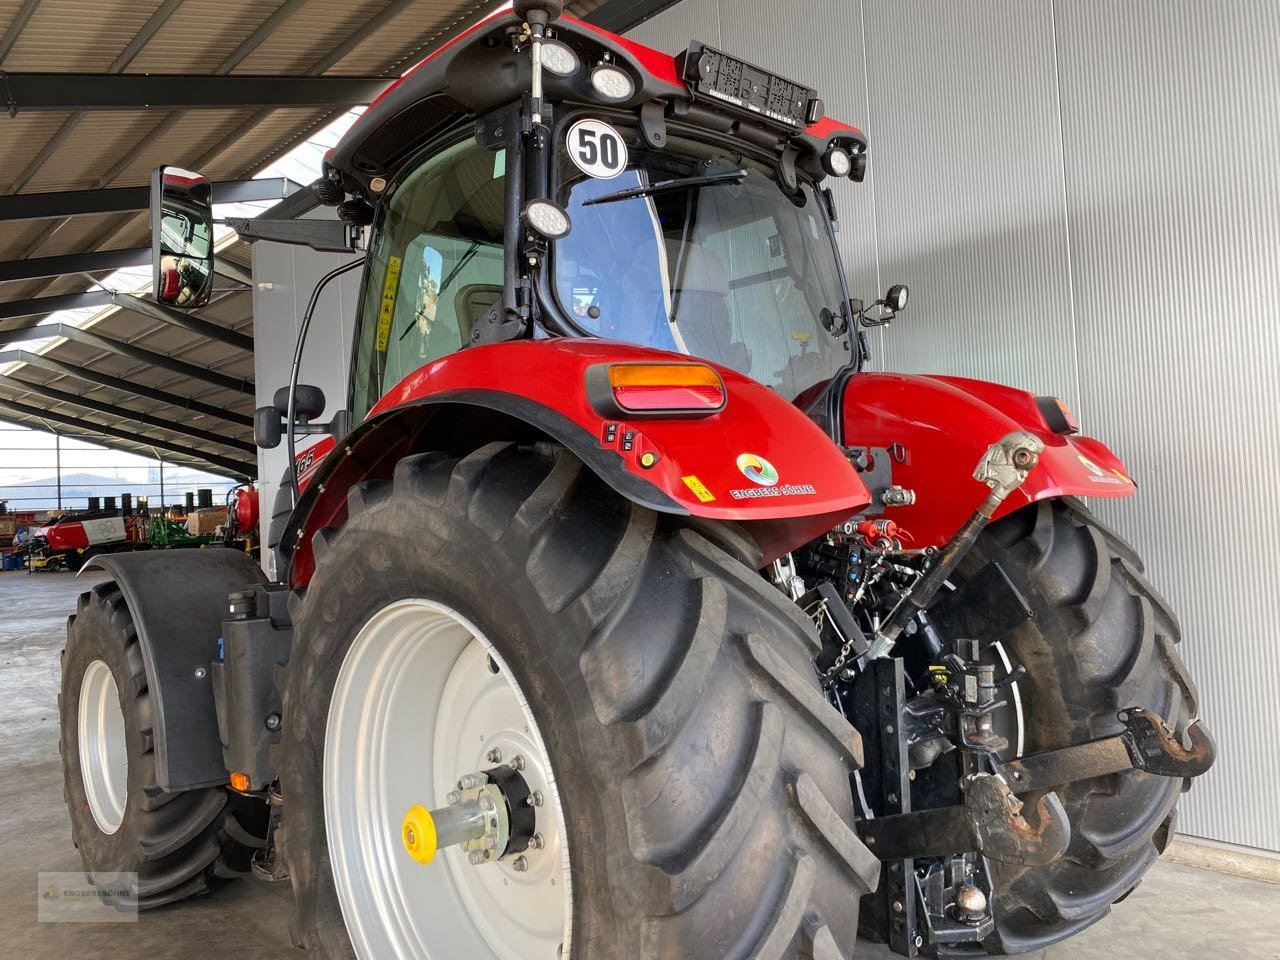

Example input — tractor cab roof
[327,8,865,195]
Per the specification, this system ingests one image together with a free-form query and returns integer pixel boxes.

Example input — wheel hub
[401,764,537,867]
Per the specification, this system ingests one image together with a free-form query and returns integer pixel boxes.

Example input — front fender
[283,340,869,581]
[844,373,1135,547]
[80,549,266,792]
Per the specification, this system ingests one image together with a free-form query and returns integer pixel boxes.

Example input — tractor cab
[320,1,894,418]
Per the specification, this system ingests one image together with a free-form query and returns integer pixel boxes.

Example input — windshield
[553,132,853,401]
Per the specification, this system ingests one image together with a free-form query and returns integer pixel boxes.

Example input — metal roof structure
[0,0,678,480]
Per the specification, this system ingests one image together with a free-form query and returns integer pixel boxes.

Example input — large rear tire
[279,443,880,959]
[58,581,267,907]
[965,498,1198,954]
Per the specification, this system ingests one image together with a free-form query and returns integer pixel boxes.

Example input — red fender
[843,373,1135,547]
[286,340,870,583]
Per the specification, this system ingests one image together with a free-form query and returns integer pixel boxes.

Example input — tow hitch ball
[401,765,536,866]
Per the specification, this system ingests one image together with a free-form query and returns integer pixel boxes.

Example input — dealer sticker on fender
[729,453,815,500]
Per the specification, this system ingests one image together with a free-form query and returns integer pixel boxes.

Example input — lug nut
[509,754,526,771]
[486,747,503,763]
[480,795,495,812]
[528,790,544,807]
[530,833,545,850]
[468,850,485,865]
[446,791,461,805]
[512,856,528,872]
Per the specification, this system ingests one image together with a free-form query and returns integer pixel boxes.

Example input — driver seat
[672,246,751,374]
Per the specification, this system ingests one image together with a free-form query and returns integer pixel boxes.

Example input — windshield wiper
[582,169,747,206]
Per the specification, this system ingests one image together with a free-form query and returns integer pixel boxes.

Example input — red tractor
[58,4,1213,958]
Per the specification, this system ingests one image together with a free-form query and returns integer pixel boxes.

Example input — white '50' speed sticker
[566,119,628,180]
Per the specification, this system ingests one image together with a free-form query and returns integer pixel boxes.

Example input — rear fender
[80,549,266,792]
[843,373,1135,547]
[281,340,870,583]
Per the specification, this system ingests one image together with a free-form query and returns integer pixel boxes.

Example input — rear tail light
[1036,395,1079,435]
[590,363,726,416]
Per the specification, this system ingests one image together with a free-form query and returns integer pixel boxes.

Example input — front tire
[59,581,267,906]
[279,443,879,959]
[967,498,1199,953]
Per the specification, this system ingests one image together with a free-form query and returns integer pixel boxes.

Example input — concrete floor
[2,570,1276,959]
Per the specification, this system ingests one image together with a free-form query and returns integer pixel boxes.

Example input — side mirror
[150,166,215,310]
[256,384,349,450]
[272,384,326,422]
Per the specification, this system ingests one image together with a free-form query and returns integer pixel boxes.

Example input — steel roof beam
[0,373,254,454]
[0,349,252,428]
[0,245,253,286]
[214,258,253,287]
[115,295,254,352]
[0,397,254,479]
[0,247,147,283]
[581,0,685,31]
[0,0,39,66]
[0,290,252,351]
[0,177,300,223]
[0,290,114,320]
[0,321,252,394]
[5,73,389,111]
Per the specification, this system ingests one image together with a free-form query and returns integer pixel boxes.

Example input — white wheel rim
[325,598,572,960]
[79,659,128,834]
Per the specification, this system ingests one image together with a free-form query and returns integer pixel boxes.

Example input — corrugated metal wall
[631,0,1280,853]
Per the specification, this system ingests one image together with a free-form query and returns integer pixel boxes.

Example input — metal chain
[818,607,860,682]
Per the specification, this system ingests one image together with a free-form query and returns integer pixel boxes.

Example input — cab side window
[351,137,506,422]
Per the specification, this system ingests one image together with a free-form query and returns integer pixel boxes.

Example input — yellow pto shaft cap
[401,804,438,864]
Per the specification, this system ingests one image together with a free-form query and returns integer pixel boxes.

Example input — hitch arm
[997,707,1216,793]
[867,431,1044,660]
[857,774,1070,867]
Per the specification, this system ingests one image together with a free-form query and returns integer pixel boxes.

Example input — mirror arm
[254,409,352,449]
[223,216,363,253]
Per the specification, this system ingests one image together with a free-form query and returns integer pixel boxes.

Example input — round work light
[822,148,852,178]
[590,64,635,102]
[523,200,572,239]
[540,40,580,78]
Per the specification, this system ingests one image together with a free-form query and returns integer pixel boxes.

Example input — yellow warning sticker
[681,475,715,503]
[374,255,402,352]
